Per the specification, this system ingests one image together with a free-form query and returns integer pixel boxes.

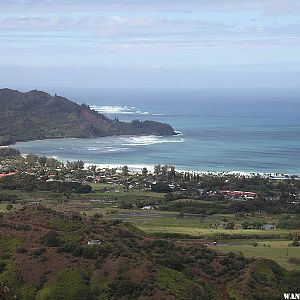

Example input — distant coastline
[13,139,300,177]
[0,88,177,146]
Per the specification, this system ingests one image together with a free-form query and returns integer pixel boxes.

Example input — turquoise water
[15,88,300,174]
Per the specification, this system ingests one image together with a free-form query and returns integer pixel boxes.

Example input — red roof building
[0,172,17,178]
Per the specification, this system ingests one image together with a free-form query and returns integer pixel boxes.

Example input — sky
[0,0,300,90]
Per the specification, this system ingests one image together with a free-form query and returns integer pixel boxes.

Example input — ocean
[15,88,300,175]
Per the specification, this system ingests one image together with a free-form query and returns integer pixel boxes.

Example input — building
[221,190,257,199]
[140,205,154,210]
[87,240,101,246]
[0,172,17,179]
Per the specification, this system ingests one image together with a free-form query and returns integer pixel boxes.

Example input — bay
[15,88,300,175]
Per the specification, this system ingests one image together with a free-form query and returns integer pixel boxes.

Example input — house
[29,201,41,206]
[88,240,101,246]
[0,172,17,179]
[220,190,257,199]
[140,205,154,210]
[262,224,276,230]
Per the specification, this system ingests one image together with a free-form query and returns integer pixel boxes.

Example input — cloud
[1,15,299,45]
[1,0,300,15]
[0,0,300,71]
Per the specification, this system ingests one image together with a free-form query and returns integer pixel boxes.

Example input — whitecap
[86,147,101,151]
[107,147,129,152]
[89,105,161,116]
[121,136,184,146]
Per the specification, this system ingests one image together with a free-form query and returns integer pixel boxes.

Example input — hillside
[0,89,176,146]
[0,206,299,300]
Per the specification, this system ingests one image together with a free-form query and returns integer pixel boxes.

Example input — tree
[142,167,148,176]
[122,165,129,176]
[6,204,13,211]
[168,165,176,178]
[0,147,20,157]
[74,160,84,170]
[46,157,61,168]
[26,154,38,164]
[154,164,161,175]
[151,182,172,193]
[90,165,97,172]
[42,231,62,247]
[241,221,250,229]
[66,160,84,170]
[226,221,235,230]
[0,281,10,299]
[291,240,300,247]
[161,165,169,176]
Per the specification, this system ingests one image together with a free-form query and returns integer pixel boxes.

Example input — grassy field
[213,240,300,271]
[135,218,294,237]
[0,202,21,212]
[2,182,300,271]
[0,203,6,212]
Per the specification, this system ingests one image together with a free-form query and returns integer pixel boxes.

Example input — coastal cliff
[0,88,176,146]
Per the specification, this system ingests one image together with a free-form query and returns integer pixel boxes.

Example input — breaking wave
[120,136,184,146]
[89,105,158,116]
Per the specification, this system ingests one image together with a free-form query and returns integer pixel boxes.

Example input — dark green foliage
[33,248,46,257]
[0,88,175,145]
[5,204,13,211]
[151,182,172,193]
[37,268,94,300]
[42,232,62,247]
[0,192,18,203]
[160,255,184,271]
[0,148,20,157]
[0,260,6,273]
[278,216,300,229]
[0,174,92,194]
[291,240,300,247]
[151,239,173,249]
[282,271,300,293]
[288,257,300,265]
[109,276,138,298]
[59,242,120,260]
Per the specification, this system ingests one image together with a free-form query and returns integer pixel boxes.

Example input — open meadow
[1,177,300,273]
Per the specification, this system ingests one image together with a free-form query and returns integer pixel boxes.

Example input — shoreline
[83,162,299,178]
[11,137,300,178]
[13,150,300,178]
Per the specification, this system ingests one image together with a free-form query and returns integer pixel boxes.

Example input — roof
[0,172,17,178]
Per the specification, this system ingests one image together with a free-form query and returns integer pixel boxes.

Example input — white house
[88,240,101,246]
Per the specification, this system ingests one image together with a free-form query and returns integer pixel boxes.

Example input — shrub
[291,240,300,247]
[34,248,46,257]
[6,204,13,211]
[109,277,138,298]
[0,148,20,157]
[41,231,62,247]
[17,247,27,254]
[288,257,300,265]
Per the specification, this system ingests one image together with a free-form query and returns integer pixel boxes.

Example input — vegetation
[0,88,176,146]
[1,153,300,298]
[0,148,20,157]
[1,206,300,300]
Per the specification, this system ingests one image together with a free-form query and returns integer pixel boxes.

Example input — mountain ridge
[0,88,176,146]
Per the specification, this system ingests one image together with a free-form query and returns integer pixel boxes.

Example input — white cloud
[0,0,300,71]
[0,15,299,45]
[1,0,300,15]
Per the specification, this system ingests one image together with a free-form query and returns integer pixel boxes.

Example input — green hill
[0,206,299,299]
[0,88,176,146]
